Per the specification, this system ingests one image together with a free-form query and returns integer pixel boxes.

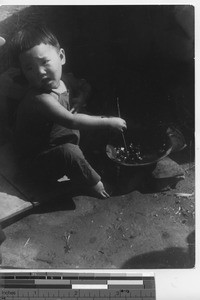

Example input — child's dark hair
[10,25,60,66]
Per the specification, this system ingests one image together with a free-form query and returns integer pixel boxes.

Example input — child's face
[19,43,66,90]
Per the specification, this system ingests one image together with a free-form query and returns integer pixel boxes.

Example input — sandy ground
[0,148,195,270]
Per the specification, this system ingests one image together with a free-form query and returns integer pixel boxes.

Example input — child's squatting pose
[11,26,127,199]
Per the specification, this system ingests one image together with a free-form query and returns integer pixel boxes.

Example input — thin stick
[116,97,121,118]
[121,130,128,153]
[116,97,128,153]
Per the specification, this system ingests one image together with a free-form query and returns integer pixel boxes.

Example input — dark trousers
[31,143,101,187]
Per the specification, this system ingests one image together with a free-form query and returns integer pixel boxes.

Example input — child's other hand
[70,107,77,114]
[70,96,86,113]
[109,117,127,132]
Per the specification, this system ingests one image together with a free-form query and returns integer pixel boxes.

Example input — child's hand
[69,77,91,113]
[108,117,127,132]
[70,96,86,113]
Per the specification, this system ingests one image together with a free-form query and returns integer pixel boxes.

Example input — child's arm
[35,93,126,132]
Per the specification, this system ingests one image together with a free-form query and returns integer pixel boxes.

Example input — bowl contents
[114,141,168,164]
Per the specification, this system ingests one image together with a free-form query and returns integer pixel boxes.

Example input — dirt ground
[0,147,195,270]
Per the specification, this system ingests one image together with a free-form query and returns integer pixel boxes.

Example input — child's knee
[62,143,84,161]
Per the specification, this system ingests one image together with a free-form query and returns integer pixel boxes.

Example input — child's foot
[90,181,110,199]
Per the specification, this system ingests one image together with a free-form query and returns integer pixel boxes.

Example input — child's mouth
[41,78,52,87]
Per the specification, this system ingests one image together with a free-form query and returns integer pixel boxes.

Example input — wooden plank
[0,173,33,223]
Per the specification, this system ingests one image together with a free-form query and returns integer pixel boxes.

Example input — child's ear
[60,48,66,65]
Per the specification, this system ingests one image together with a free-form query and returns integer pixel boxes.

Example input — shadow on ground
[121,231,195,269]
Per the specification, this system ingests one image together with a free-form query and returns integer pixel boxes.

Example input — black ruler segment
[28,275,46,279]
[47,276,61,280]
[79,277,95,280]
[1,284,72,289]
[108,276,154,280]
[1,279,35,284]
[93,277,110,280]
[63,275,79,279]
[108,285,143,290]
[35,285,72,289]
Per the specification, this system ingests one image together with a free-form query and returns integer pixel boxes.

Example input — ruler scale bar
[0,272,156,300]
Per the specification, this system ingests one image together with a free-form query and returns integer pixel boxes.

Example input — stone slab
[152,156,185,179]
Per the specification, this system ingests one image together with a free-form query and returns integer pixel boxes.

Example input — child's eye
[43,60,50,65]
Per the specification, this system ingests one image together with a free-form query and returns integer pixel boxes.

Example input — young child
[10,26,127,199]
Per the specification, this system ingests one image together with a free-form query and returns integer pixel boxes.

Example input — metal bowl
[106,128,173,167]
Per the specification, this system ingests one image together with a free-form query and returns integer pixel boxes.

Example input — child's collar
[52,80,67,94]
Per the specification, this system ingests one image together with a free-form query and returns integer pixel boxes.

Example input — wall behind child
[0,5,194,142]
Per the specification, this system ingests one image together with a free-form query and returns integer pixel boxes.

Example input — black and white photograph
[0,4,195,270]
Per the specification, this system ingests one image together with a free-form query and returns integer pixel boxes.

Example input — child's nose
[37,66,46,77]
